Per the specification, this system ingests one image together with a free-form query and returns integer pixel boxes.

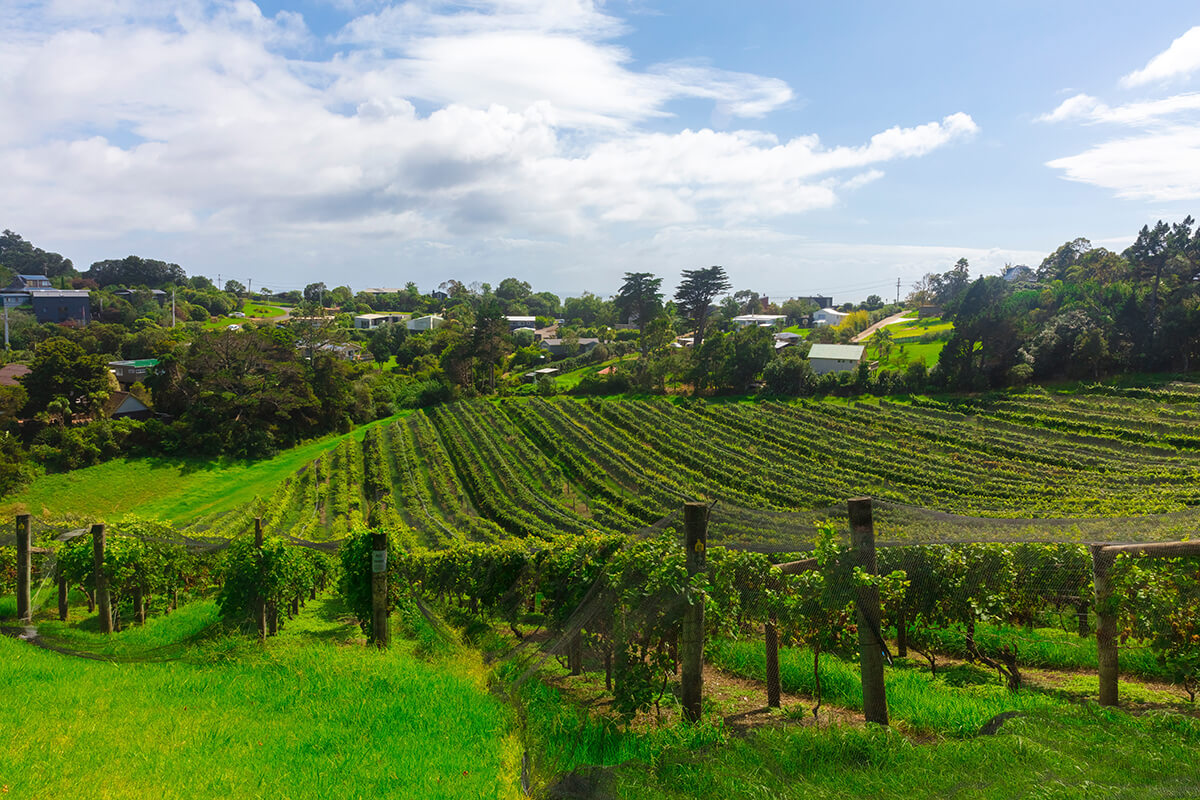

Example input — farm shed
[807,343,865,375]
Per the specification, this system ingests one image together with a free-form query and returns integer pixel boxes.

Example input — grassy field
[0,596,521,800]
[201,303,288,330]
[0,414,403,524]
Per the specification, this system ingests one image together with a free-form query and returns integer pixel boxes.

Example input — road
[851,310,914,343]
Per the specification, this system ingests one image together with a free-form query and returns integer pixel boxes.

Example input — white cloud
[1121,26,1200,88]
[1038,91,1200,126]
[1046,127,1200,202]
[0,0,977,285]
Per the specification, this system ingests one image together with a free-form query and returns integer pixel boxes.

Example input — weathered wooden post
[849,497,888,726]
[681,502,708,723]
[58,574,69,621]
[765,612,781,708]
[371,531,389,648]
[16,514,31,623]
[1091,544,1118,707]
[92,524,113,634]
[254,518,267,641]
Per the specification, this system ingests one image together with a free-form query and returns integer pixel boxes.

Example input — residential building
[353,313,409,330]
[731,314,787,329]
[407,314,446,331]
[813,307,849,327]
[807,343,865,375]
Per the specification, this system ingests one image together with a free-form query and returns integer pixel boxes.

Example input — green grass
[869,339,947,369]
[0,595,522,800]
[606,705,1200,799]
[886,316,955,340]
[0,413,405,524]
[200,303,288,330]
[710,639,1064,737]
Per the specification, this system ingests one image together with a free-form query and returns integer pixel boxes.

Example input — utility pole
[171,289,176,328]
[3,303,9,349]
[896,277,901,305]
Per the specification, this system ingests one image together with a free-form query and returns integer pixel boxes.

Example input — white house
[503,315,538,330]
[407,314,445,331]
[807,343,865,375]
[813,307,849,327]
[353,312,408,330]
[731,314,787,329]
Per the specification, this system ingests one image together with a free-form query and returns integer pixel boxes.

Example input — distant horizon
[5,1,1199,303]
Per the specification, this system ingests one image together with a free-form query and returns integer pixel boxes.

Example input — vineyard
[175,384,1200,547]
[5,385,1200,798]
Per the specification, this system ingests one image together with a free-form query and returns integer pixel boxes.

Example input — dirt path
[851,310,913,343]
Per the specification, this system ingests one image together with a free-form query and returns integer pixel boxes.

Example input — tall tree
[614,272,663,326]
[21,338,110,418]
[0,230,77,279]
[675,265,731,348]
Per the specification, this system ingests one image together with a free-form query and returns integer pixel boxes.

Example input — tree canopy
[675,265,731,347]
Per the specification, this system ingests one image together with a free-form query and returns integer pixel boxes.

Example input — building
[807,343,865,375]
[29,290,92,325]
[503,316,538,330]
[407,314,446,331]
[773,331,802,350]
[796,295,833,309]
[113,288,167,305]
[353,313,409,330]
[522,367,559,383]
[539,337,600,358]
[105,391,153,420]
[109,359,158,387]
[731,314,787,329]
[2,275,91,325]
[813,307,849,327]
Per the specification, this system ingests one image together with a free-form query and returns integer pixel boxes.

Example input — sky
[4,1,1200,303]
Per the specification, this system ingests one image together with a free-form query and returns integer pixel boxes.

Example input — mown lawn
[0,414,404,524]
[0,596,521,800]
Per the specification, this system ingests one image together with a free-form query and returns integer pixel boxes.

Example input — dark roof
[17,274,48,281]
[0,364,30,387]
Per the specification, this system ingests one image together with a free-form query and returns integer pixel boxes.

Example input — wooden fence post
[254,518,267,641]
[1091,545,1118,707]
[681,502,708,723]
[58,575,68,622]
[765,613,781,708]
[16,514,31,623]
[849,497,888,726]
[371,531,389,648]
[92,524,113,635]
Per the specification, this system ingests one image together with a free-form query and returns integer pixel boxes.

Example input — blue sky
[4,1,1200,303]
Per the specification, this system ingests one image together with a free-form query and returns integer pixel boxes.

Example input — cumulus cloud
[1042,26,1200,201]
[1121,26,1200,88]
[0,0,977,283]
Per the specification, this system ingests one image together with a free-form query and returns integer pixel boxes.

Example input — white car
[227,324,242,331]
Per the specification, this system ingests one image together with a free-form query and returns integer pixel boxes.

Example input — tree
[85,256,185,287]
[613,272,663,327]
[868,328,894,363]
[21,337,110,418]
[675,265,731,348]
[471,298,510,393]
[303,282,328,305]
[495,278,532,306]
[224,279,246,296]
[0,230,77,279]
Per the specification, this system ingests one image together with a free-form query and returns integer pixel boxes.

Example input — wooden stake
[849,497,888,726]
[254,518,267,641]
[1092,545,1118,707]
[16,514,31,623]
[765,613,781,708]
[92,524,113,635]
[58,575,68,622]
[371,531,389,648]
[681,502,707,723]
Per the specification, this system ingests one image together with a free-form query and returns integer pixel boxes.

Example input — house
[1002,265,1035,283]
[533,325,558,342]
[731,314,787,329]
[361,287,406,295]
[29,290,92,325]
[813,307,849,327]
[539,337,600,358]
[773,331,802,350]
[113,288,167,305]
[1,275,91,325]
[353,312,408,330]
[796,295,833,310]
[105,391,153,420]
[317,342,370,362]
[522,367,559,384]
[0,364,30,387]
[503,316,538,331]
[406,314,445,332]
[807,343,865,375]
[109,359,158,387]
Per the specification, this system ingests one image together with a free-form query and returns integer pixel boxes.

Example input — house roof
[0,363,30,386]
[17,274,49,281]
[807,344,865,360]
[540,337,600,347]
[105,391,150,417]
[28,290,90,298]
[732,314,786,323]
[109,359,158,369]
